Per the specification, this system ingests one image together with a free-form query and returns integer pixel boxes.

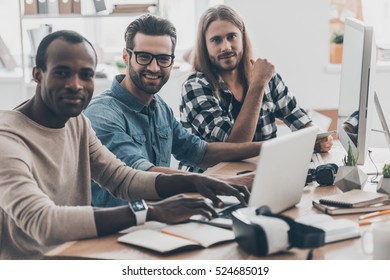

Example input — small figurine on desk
[334,142,368,192]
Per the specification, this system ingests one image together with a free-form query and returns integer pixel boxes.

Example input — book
[112,3,156,13]
[318,189,388,208]
[72,0,81,14]
[58,0,72,14]
[37,0,48,14]
[313,199,390,215]
[296,214,360,243]
[93,0,107,13]
[117,222,234,253]
[47,0,59,15]
[24,0,38,15]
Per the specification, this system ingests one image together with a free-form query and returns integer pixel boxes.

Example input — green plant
[342,142,358,166]
[383,164,390,178]
[331,32,344,44]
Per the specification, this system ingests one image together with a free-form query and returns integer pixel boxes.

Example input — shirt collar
[110,74,157,113]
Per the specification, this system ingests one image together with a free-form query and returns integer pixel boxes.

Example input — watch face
[131,200,146,212]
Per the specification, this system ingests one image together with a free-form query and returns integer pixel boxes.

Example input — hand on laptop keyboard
[191,176,250,208]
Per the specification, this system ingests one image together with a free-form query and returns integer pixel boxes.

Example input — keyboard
[309,153,324,169]
[189,196,243,228]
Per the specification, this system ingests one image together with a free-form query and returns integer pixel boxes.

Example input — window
[329,0,390,63]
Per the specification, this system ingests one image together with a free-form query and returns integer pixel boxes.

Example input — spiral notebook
[318,190,388,208]
[313,199,390,215]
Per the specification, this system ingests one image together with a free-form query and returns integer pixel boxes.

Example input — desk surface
[45,144,384,260]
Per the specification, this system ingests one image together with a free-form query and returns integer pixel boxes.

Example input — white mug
[362,221,390,259]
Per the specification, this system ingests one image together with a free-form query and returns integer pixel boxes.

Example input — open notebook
[191,126,318,228]
[118,222,234,253]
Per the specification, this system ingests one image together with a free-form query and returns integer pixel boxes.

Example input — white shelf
[21,12,152,20]
[17,0,161,83]
[325,61,390,73]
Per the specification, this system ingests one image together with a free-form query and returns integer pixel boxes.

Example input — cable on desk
[306,248,314,260]
[368,150,379,184]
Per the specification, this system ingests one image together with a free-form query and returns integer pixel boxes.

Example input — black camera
[306,163,338,186]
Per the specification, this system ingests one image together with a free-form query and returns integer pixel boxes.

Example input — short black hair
[35,30,97,71]
[124,14,177,54]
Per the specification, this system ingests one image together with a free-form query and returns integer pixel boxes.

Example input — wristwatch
[128,199,148,225]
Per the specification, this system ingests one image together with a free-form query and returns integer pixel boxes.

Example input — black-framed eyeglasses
[126,48,175,68]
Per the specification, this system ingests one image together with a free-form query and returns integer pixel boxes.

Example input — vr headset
[232,206,325,257]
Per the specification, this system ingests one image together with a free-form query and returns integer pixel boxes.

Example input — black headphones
[306,163,339,186]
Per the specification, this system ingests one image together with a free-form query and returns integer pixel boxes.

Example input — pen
[359,217,390,226]
[358,209,390,220]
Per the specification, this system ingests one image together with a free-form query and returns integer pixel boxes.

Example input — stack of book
[111,3,156,13]
[23,0,82,15]
[312,189,390,215]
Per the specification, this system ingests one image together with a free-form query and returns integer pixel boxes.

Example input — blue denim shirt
[84,75,207,207]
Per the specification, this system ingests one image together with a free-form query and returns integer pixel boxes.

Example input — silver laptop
[191,126,318,228]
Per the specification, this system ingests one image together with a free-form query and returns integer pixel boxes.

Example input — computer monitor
[337,17,376,165]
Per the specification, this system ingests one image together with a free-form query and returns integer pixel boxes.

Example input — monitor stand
[359,92,390,175]
[373,92,390,150]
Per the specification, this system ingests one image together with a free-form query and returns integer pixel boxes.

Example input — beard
[129,68,170,95]
[210,51,242,72]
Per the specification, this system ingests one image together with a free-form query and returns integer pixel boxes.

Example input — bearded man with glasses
[84,14,262,208]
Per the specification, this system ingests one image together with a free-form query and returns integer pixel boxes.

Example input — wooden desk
[45,144,374,260]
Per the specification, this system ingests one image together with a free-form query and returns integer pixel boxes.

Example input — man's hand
[314,135,334,153]
[189,175,250,208]
[250,58,275,93]
[155,174,250,208]
[147,194,218,224]
[211,171,255,190]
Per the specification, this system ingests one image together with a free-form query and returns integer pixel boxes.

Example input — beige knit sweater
[0,111,161,259]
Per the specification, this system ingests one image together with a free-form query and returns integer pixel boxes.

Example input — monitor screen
[337,17,376,165]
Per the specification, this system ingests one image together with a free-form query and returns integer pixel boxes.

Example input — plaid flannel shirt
[179,71,312,172]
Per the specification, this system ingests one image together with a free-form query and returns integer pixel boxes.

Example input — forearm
[94,204,171,236]
[148,166,189,175]
[154,174,198,198]
[199,142,261,168]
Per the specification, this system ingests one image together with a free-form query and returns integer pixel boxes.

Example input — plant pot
[377,177,390,195]
[330,43,343,64]
[334,166,368,192]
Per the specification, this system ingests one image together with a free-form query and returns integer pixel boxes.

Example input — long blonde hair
[193,5,253,96]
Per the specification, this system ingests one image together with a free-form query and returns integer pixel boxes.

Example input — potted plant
[330,31,344,64]
[377,164,390,195]
[334,142,368,192]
